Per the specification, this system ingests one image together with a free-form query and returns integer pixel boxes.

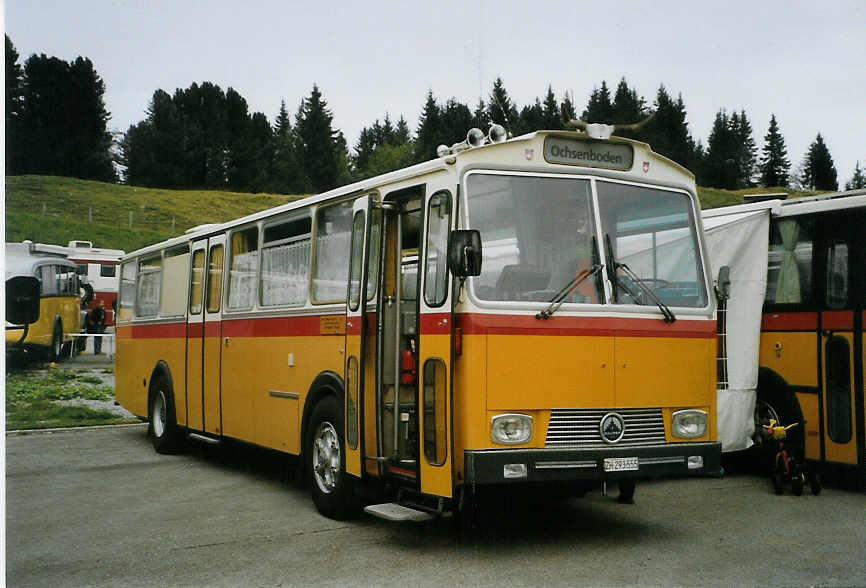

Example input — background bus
[67,239,124,326]
[116,126,721,521]
[5,241,83,361]
[702,189,866,489]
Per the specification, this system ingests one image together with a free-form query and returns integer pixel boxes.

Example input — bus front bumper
[464,442,722,484]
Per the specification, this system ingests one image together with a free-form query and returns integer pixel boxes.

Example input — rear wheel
[50,322,63,361]
[306,396,357,519]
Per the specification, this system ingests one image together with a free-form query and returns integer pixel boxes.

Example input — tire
[306,396,357,520]
[810,473,822,496]
[791,472,804,496]
[50,322,63,361]
[773,455,785,495]
[617,479,636,504]
[149,379,182,454]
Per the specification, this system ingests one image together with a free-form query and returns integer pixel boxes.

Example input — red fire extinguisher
[400,339,416,385]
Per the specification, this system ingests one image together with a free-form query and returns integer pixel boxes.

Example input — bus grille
[545,408,666,448]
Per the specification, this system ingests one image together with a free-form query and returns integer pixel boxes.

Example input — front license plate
[604,457,639,472]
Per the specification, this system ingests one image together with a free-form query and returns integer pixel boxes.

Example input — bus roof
[122,129,695,261]
[5,242,78,278]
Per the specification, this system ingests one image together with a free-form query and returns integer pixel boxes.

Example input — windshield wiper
[535,263,604,320]
[604,233,676,323]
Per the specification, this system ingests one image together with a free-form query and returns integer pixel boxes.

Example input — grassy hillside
[5,176,303,252]
[5,175,820,253]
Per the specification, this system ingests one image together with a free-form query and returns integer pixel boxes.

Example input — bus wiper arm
[617,262,677,323]
[536,264,604,320]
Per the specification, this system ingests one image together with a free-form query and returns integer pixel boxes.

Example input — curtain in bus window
[160,250,189,316]
[774,219,802,304]
[261,240,310,306]
[228,228,258,310]
[136,257,162,317]
[313,201,353,303]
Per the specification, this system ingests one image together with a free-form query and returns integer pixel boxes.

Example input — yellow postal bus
[5,241,83,360]
[115,125,721,520]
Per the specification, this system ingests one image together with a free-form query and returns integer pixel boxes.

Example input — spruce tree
[703,110,737,189]
[611,78,646,125]
[487,77,520,135]
[801,134,838,190]
[846,161,865,190]
[582,80,613,123]
[294,84,347,193]
[732,110,757,187]
[441,98,474,145]
[643,86,699,173]
[271,100,303,193]
[414,90,443,162]
[5,35,24,173]
[759,114,790,188]
[541,86,560,129]
[472,98,490,131]
[393,116,411,145]
[519,98,545,133]
[560,92,576,124]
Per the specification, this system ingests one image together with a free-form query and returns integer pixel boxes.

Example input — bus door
[373,189,425,487]
[185,240,207,431]
[345,196,375,478]
[202,235,225,435]
[818,211,864,468]
[417,190,454,499]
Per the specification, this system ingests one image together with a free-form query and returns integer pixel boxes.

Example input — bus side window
[206,245,224,313]
[825,240,848,310]
[261,216,312,307]
[189,250,205,315]
[765,218,814,306]
[119,262,137,321]
[312,201,353,303]
[40,265,58,296]
[100,264,116,278]
[161,246,190,317]
[227,227,259,311]
[136,255,162,317]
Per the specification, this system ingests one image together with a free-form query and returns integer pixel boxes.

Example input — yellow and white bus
[5,241,83,360]
[116,125,721,520]
[703,189,866,489]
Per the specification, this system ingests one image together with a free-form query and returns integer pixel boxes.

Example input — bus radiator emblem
[600,413,626,444]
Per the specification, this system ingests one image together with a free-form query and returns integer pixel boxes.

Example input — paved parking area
[6,426,866,587]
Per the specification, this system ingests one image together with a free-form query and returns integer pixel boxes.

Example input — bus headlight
[672,410,707,439]
[491,413,533,445]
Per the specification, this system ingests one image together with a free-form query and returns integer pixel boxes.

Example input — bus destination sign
[544,137,634,171]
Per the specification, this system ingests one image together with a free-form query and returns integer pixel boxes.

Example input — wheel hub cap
[312,422,340,494]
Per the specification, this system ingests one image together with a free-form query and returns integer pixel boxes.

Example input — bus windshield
[466,173,707,308]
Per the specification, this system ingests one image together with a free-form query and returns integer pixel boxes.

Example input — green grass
[6,401,136,430]
[5,175,304,252]
[5,368,137,430]
[696,186,821,209]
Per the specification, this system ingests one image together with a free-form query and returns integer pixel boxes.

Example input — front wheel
[150,382,182,454]
[306,396,357,520]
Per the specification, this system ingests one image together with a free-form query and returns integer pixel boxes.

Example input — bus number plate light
[503,463,527,479]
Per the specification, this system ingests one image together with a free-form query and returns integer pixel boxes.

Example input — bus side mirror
[447,230,482,278]
[6,276,41,325]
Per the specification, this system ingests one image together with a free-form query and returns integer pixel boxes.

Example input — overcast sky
[5,0,865,185]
